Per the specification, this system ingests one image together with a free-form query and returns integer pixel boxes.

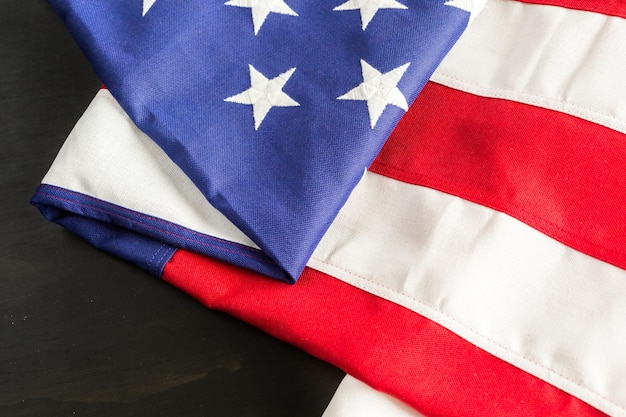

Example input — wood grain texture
[0,1,343,416]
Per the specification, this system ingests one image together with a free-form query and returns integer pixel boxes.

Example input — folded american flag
[41,0,477,282]
[32,0,626,416]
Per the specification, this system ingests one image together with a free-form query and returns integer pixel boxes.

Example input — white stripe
[42,91,626,417]
[322,375,424,417]
[432,0,626,134]
[43,90,258,249]
[312,172,626,417]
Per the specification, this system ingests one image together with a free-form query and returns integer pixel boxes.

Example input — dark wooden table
[0,2,343,416]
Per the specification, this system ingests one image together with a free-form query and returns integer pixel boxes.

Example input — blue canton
[48,0,470,282]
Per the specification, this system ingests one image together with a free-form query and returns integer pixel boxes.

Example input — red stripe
[163,250,607,417]
[517,0,626,20]
[370,82,626,272]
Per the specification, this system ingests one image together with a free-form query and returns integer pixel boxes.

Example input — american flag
[33,0,626,415]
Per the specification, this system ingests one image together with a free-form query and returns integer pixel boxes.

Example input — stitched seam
[433,72,626,132]
[370,163,626,265]
[38,189,274,265]
[40,185,249,247]
[157,246,177,272]
[310,256,626,411]
[39,185,261,254]
[147,243,169,270]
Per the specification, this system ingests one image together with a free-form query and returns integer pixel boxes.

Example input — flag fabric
[31,0,626,416]
[322,376,426,417]
[43,0,478,283]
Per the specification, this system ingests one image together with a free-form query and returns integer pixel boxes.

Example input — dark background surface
[0,1,343,416]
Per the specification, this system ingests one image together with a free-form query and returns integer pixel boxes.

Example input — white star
[225,0,298,35]
[337,60,410,129]
[225,65,300,130]
[143,0,157,16]
[333,0,407,30]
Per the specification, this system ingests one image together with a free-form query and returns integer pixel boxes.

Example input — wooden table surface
[0,2,343,416]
